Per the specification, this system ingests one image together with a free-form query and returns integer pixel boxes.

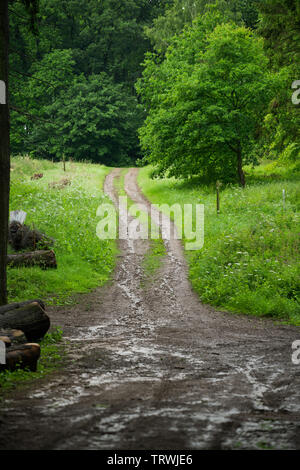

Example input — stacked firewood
[7,210,57,269]
[0,300,50,372]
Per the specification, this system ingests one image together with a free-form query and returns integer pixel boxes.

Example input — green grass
[141,238,166,283]
[113,167,128,197]
[138,162,300,325]
[0,327,64,395]
[8,156,117,305]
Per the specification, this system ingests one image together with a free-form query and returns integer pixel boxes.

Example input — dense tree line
[8,0,300,174]
[9,0,166,165]
[257,0,300,163]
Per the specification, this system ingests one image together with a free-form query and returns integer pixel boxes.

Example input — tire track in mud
[0,168,299,450]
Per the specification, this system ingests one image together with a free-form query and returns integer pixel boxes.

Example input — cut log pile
[8,221,55,252]
[31,173,43,180]
[7,215,57,270]
[7,249,57,269]
[0,300,50,372]
[48,178,71,189]
[1,210,55,372]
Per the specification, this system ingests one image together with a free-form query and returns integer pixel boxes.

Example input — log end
[2,343,41,372]
[0,336,11,347]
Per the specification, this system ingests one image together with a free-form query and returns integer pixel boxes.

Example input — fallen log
[7,250,57,269]
[0,299,45,315]
[0,302,50,342]
[0,336,11,347]
[8,221,55,251]
[31,173,43,180]
[0,343,41,372]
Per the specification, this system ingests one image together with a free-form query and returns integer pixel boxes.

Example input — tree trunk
[0,0,10,305]
[0,301,50,341]
[236,141,245,187]
[7,250,57,269]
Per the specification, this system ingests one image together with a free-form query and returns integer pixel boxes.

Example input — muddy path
[0,168,299,450]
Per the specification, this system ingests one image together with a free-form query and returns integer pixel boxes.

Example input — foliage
[9,0,166,164]
[145,0,259,53]
[137,17,276,185]
[256,0,300,161]
[141,0,299,178]
[138,163,300,325]
[10,49,76,154]
[8,0,299,169]
[141,238,166,284]
[25,73,144,165]
[257,0,300,69]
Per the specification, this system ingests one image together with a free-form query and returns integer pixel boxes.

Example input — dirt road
[0,168,299,450]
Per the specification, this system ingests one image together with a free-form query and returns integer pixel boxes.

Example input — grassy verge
[0,327,64,396]
[141,238,166,282]
[138,162,300,325]
[8,156,117,305]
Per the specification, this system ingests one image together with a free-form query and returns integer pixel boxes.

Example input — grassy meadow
[138,161,300,325]
[8,156,117,305]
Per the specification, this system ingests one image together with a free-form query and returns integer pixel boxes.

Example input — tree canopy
[9,0,166,165]
[137,15,277,185]
[256,0,300,162]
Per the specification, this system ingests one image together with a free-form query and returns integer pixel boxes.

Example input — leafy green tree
[14,0,165,85]
[8,0,166,165]
[238,0,259,29]
[138,19,276,186]
[10,49,75,154]
[145,0,259,53]
[257,0,300,69]
[28,73,144,165]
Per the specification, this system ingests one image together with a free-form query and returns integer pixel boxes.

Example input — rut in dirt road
[0,168,299,450]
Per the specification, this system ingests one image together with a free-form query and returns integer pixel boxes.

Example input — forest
[8,0,299,177]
